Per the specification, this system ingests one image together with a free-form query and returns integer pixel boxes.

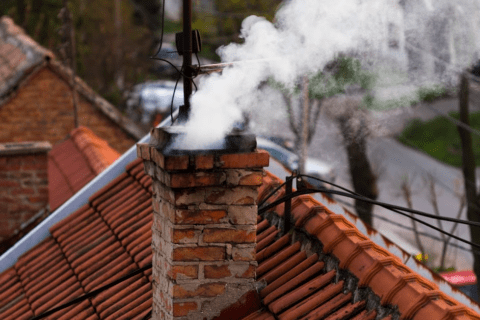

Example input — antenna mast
[179,0,193,122]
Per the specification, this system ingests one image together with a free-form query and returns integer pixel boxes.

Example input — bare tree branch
[307,99,322,144]
[401,175,426,261]
[283,93,299,137]
[425,174,446,242]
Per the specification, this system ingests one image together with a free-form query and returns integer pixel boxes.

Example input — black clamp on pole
[284,171,296,234]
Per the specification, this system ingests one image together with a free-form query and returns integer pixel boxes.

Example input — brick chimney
[137,128,269,320]
[0,141,51,242]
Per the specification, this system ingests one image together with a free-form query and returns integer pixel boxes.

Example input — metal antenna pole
[180,0,193,122]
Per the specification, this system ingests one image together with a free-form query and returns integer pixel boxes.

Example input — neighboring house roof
[0,15,145,142]
[48,126,120,211]
[0,153,479,319]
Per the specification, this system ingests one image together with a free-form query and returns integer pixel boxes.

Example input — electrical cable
[150,56,196,79]
[170,68,182,124]
[152,0,166,58]
[28,263,152,320]
[258,178,289,208]
[422,103,480,138]
[297,174,480,228]
[335,196,480,257]
[258,186,480,252]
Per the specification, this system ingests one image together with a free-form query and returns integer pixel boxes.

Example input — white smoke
[178,0,480,149]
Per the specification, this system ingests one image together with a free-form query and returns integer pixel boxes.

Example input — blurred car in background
[256,137,335,187]
[125,80,184,126]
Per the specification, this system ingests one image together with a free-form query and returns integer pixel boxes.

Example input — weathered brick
[228,205,257,225]
[153,199,175,223]
[165,155,189,171]
[151,147,165,168]
[171,229,199,244]
[226,169,263,186]
[153,180,175,204]
[232,245,256,261]
[204,264,231,279]
[205,262,254,279]
[195,154,214,169]
[167,265,198,280]
[203,228,256,244]
[174,188,205,206]
[175,209,227,225]
[10,187,35,195]
[137,143,151,161]
[28,195,48,203]
[173,282,226,299]
[173,302,198,317]
[173,247,225,261]
[0,179,20,187]
[169,171,226,188]
[155,166,171,185]
[240,264,256,278]
[143,160,155,177]
[217,150,269,169]
[205,186,257,205]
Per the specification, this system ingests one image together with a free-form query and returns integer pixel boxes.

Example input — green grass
[398,112,480,167]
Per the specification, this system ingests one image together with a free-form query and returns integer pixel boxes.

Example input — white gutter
[0,115,174,273]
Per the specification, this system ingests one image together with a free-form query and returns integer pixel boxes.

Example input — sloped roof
[0,16,54,99]
[0,15,145,140]
[0,153,479,320]
[0,158,152,320]
[48,126,120,211]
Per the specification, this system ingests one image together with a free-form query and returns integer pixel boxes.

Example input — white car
[256,137,336,186]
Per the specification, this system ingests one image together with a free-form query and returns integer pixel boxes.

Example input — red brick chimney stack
[137,129,268,320]
[0,141,51,242]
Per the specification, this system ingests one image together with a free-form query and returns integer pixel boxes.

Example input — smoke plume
[178,0,480,149]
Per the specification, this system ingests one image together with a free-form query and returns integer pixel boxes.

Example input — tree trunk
[114,0,124,90]
[457,72,480,299]
[299,76,309,174]
[339,118,378,226]
[17,0,26,28]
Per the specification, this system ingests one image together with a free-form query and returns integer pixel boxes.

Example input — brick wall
[0,142,51,242]
[137,132,269,320]
[0,67,136,153]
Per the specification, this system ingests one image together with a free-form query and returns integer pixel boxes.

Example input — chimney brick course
[137,138,268,320]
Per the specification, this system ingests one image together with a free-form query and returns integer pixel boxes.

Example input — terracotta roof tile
[49,127,120,211]
[99,282,150,319]
[350,310,377,320]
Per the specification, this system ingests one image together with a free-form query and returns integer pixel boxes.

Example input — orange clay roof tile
[49,126,120,211]
[1,154,479,320]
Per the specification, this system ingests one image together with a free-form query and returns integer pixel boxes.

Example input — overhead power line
[422,103,480,138]
[258,174,480,252]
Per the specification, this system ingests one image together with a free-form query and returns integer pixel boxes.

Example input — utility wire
[29,263,152,320]
[152,0,166,58]
[259,186,480,251]
[299,174,480,227]
[422,103,480,138]
[262,174,479,228]
[335,196,480,257]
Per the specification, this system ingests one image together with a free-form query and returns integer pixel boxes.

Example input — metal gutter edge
[0,109,182,273]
